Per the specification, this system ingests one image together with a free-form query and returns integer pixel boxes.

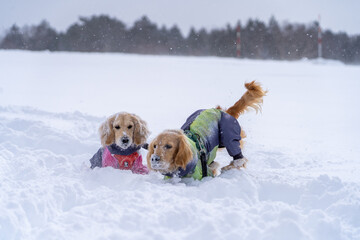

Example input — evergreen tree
[27,21,58,51]
[0,25,26,49]
[128,16,160,54]
[61,15,127,52]
[266,17,282,59]
[187,28,209,55]
[167,25,185,55]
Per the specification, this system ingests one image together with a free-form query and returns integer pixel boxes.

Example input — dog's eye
[128,125,132,129]
[114,125,120,130]
[164,144,172,149]
[154,144,157,149]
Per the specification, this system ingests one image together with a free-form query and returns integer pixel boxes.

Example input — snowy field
[1,50,360,240]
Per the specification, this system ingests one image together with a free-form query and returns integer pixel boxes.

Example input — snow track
[1,51,360,239]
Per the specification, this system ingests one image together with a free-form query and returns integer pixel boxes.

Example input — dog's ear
[99,115,115,146]
[174,134,193,169]
[146,139,156,169]
[132,114,150,146]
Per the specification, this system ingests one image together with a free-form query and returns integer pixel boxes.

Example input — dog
[147,81,266,180]
[90,112,150,174]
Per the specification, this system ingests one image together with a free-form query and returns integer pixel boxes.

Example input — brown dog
[147,81,266,180]
[90,112,150,173]
[99,112,149,149]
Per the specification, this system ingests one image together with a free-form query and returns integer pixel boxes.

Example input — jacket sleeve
[219,112,243,158]
[89,147,104,169]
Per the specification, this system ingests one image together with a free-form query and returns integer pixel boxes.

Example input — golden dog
[147,81,266,179]
[89,112,150,172]
[99,112,149,149]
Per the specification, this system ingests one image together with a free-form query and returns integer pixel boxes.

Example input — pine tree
[0,25,26,49]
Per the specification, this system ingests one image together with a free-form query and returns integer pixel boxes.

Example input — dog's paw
[209,161,221,177]
[232,157,247,168]
[221,157,248,172]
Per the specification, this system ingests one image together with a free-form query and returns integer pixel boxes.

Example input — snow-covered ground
[1,50,360,240]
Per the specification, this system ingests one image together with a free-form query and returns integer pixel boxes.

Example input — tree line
[1,15,359,63]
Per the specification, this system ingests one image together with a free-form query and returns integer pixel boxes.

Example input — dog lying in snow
[90,112,150,174]
[147,81,266,180]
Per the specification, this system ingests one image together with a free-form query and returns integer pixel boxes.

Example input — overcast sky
[1,0,359,36]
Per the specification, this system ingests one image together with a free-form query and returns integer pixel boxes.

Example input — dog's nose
[151,155,160,162]
[122,137,129,144]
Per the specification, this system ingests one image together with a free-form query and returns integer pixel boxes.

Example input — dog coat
[165,108,243,180]
[181,108,243,159]
[89,144,149,174]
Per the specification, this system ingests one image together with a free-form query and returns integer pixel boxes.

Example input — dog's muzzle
[150,154,166,170]
[119,136,131,149]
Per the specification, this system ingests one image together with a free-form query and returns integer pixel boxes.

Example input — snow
[1,50,360,239]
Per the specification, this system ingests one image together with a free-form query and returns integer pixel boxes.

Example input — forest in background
[1,15,359,63]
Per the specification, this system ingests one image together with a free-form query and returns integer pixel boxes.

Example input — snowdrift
[1,51,360,239]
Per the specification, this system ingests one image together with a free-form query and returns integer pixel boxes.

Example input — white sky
[1,0,359,36]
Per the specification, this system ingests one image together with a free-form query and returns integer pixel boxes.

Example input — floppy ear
[99,115,115,146]
[132,114,150,145]
[174,134,193,170]
[146,139,155,169]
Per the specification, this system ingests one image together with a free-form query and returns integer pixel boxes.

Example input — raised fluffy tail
[226,81,267,119]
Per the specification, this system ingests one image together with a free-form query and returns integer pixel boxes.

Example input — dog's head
[147,130,193,174]
[99,112,150,149]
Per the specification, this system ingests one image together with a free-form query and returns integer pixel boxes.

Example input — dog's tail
[225,81,267,119]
